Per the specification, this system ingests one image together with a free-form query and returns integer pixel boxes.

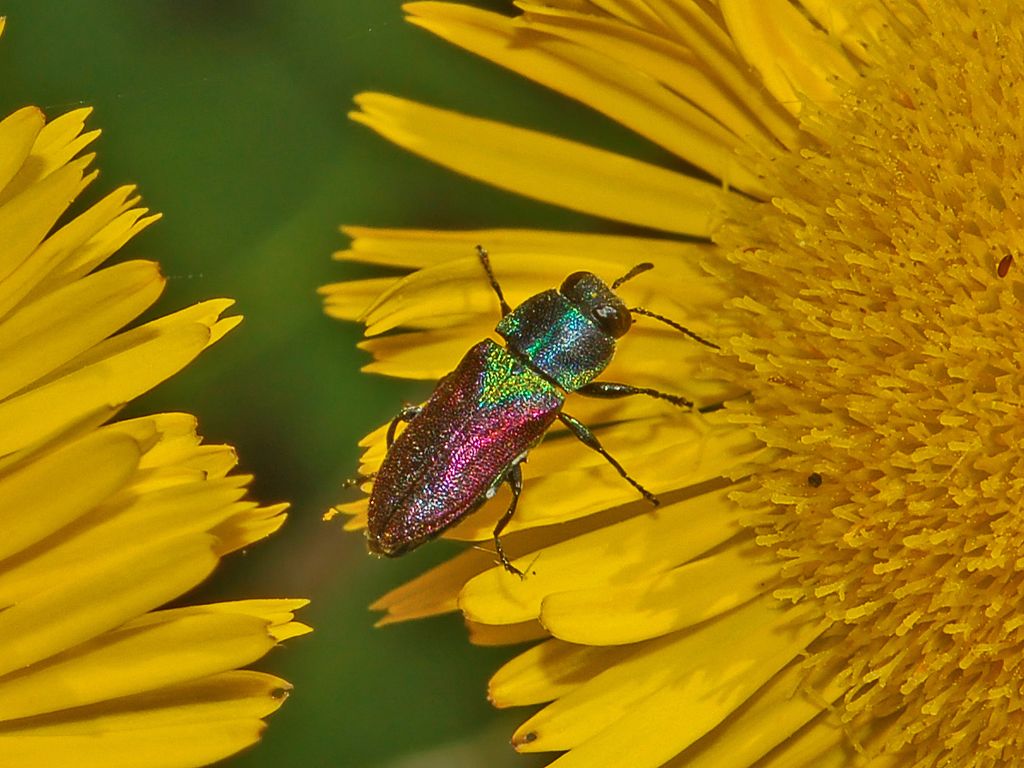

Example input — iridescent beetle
[360,246,717,577]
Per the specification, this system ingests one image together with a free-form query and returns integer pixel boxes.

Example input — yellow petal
[0,533,218,676]
[351,92,725,236]
[513,2,797,150]
[0,108,98,205]
[369,509,644,624]
[799,0,888,63]
[676,659,848,768]
[447,420,756,542]
[0,302,234,457]
[405,2,766,194]
[47,199,159,289]
[605,0,800,146]
[539,539,780,644]
[357,249,721,336]
[212,503,291,555]
[0,160,84,282]
[139,599,310,634]
[752,710,852,768]
[0,722,268,768]
[320,277,403,323]
[0,429,140,561]
[0,477,260,606]
[336,225,717,269]
[565,0,666,32]
[371,547,496,625]
[512,599,824,761]
[458,486,744,625]
[0,106,44,193]
[0,260,164,400]
[466,619,548,646]
[719,0,859,115]
[489,638,635,708]
[7,670,291,733]
[0,186,150,318]
[0,612,278,721]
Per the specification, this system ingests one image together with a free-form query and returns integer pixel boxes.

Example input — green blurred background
[0,2,669,766]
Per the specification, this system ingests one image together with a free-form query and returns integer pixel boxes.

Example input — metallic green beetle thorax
[496,289,616,391]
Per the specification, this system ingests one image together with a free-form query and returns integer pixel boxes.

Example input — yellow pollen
[714,2,1024,765]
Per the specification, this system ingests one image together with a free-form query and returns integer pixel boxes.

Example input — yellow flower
[0,21,308,767]
[325,2,1021,766]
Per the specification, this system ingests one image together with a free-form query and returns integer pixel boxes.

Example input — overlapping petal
[0,76,307,767]
[332,2,1015,767]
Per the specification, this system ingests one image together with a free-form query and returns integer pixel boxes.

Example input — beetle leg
[492,461,525,578]
[476,245,512,317]
[577,381,693,409]
[558,411,659,506]
[386,404,423,448]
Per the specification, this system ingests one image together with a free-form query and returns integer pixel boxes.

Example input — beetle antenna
[629,306,719,349]
[611,262,654,290]
[476,245,512,316]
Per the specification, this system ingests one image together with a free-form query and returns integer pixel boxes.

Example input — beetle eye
[560,272,590,294]
[593,303,632,338]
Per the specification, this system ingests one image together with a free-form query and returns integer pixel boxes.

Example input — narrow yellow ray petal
[369,505,651,623]
[0,302,234,457]
[514,1,795,150]
[370,547,496,624]
[0,477,250,588]
[0,722,265,768]
[539,539,780,644]
[8,670,291,733]
[0,108,98,205]
[719,0,859,116]
[581,0,669,31]
[0,491,253,609]
[0,187,150,317]
[320,277,403,322]
[466,619,548,646]
[624,0,800,146]
[0,534,218,677]
[358,250,722,337]
[448,422,755,542]
[116,415,229,479]
[337,225,716,269]
[143,599,310,631]
[640,0,733,51]
[360,258,681,337]
[489,638,635,708]
[0,613,278,721]
[360,326,486,379]
[0,161,83,282]
[352,92,725,236]
[0,106,44,193]
[514,600,824,759]
[669,659,849,768]
[45,205,159,290]
[0,430,139,562]
[0,261,164,400]
[406,3,765,194]
[799,0,891,63]
[210,502,291,555]
[0,325,209,458]
[458,486,743,625]
[753,710,851,768]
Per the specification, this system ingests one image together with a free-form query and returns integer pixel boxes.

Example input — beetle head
[559,271,632,338]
